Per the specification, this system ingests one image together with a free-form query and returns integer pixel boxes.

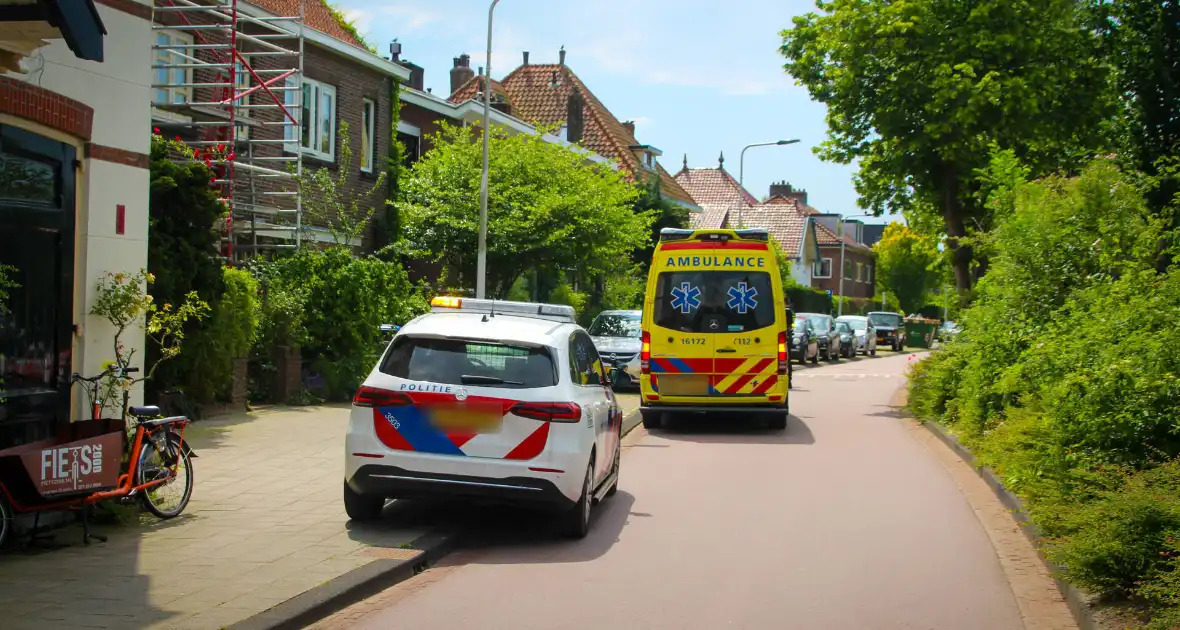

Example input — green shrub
[180,267,261,402]
[251,248,427,399]
[548,283,588,316]
[1050,460,1180,599]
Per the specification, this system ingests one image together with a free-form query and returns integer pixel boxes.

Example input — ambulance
[638,228,790,430]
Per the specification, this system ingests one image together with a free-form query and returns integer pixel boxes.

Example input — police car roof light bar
[430,297,576,324]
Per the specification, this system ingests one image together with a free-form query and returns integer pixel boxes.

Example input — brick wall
[398,99,452,155]
[812,245,876,299]
[152,14,394,251]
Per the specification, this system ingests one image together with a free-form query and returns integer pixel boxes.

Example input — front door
[0,125,76,448]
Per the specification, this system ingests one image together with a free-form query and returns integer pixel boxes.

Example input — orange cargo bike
[0,365,196,548]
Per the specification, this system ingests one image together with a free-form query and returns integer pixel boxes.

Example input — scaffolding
[150,0,306,261]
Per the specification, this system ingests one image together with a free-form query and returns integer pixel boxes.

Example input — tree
[780,0,1112,291]
[873,223,941,313]
[632,175,689,269]
[399,123,651,297]
[298,120,387,248]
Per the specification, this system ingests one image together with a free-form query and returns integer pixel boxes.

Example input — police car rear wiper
[460,374,524,385]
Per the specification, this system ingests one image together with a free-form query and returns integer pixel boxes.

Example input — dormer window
[630,144,663,172]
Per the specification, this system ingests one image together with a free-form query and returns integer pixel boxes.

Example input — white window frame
[361,98,376,173]
[152,30,193,109]
[813,257,832,279]
[284,76,336,161]
[844,259,854,281]
[857,262,864,282]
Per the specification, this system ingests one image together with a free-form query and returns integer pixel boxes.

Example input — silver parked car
[836,315,877,356]
[588,310,642,389]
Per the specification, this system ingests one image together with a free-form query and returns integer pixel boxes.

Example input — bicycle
[0,364,196,548]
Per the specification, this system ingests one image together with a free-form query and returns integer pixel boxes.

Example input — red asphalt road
[334,353,1022,630]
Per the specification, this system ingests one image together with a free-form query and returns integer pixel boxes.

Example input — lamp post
[476,0,501,300]
[736,139,799,228]
[836,213,875,316]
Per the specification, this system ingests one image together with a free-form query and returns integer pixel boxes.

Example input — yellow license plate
[429,408,501,432]
[659,374,711,396]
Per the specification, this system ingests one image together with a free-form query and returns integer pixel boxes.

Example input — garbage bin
[905,318,938,349]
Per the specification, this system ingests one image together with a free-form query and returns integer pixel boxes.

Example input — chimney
[559,45,566,66]
[450,54,474,96]
[522,51,529,66]
[769,180,807,206]
[622,120,635,137]
[404,61,425,91]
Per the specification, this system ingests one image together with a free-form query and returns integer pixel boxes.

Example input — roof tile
[249,0,368,50]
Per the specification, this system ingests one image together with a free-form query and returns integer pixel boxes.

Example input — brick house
[769,182,876,299]
[674,156,821,287]
[447,49,700,213]
[1,0,152,446]
[150,0,411,254]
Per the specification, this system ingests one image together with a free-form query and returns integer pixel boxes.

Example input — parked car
[798,312,842,361]
[346,297,622,539]
[791,315,819,364]
[587,310,642,390]
[836,315,877,356]
[834,321,856,358]
[868,311,906,351]
[939,320,962,342]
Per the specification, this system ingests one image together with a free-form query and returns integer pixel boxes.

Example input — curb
[919,420,1103,630]
[227,529,459,630]
[229,407,644,630]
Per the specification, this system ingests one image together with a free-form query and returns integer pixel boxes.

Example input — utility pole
[737,139,798,228]
[476,0,501,299]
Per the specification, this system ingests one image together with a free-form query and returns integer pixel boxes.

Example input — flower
[153,127,161,134]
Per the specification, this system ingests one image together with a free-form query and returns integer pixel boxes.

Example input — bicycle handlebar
[72,365,139,383]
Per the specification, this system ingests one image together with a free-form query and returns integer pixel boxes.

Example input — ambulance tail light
[510,402,582,423]
[353,386,412,408]
[777,331,788,375]
[640,330,651,375]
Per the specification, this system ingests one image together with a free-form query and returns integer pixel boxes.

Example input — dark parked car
[798,312,842,361]
[868,311,906,351]
[834,321,856,358]
[790,315,819,364]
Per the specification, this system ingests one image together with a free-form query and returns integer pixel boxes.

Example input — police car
[345,297,623,538]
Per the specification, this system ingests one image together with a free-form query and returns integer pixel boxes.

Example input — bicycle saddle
[129,405,160,418]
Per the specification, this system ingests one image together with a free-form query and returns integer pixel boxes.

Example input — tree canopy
[399,123,651,297]
[780,0,1112,291]
[873,223,941,313]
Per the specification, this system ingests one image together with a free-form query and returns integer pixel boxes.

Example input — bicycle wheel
[136,433,193,519]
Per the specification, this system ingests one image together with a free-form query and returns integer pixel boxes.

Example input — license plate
[659,374,710,396]
[429,407,501,432]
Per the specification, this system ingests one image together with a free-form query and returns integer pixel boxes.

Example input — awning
[0,0,106,63]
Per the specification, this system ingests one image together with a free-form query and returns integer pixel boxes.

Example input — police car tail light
[510,402,582,423]
[353,386,412,408]
[777,332,788,375]
[640,331,651,375]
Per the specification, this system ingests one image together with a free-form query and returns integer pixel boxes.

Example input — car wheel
[561,462,594,539]
[0,493,11,549]
[343,482,385,522]
[768,411,787,431]
[605,431,621,498]
[871,346,877,356]
[641,409,663,430]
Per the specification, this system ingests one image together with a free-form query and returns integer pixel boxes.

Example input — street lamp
[836,212,876,316]
[476,0,501,300]
[737,139,799,228]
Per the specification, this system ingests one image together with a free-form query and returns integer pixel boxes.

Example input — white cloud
[378,5,441,30]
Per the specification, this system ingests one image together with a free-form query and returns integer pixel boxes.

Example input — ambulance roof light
[430,297,576,324]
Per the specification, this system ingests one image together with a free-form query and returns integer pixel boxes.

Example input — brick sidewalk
[0,405,426,630]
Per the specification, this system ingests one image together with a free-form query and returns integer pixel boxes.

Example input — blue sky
[337,0,890,224]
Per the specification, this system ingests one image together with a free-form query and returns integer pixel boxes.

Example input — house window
[234,60,250,141]
[284,76,336,161]
[153,30,193,105]
[813,258,832,278]
[361,99,375,172]
[857,262,864,282]
[844,259,854,280]
[866,264,873,285]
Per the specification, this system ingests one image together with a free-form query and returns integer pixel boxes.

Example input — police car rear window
[653,271,774,333]
[380,336,557,388]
